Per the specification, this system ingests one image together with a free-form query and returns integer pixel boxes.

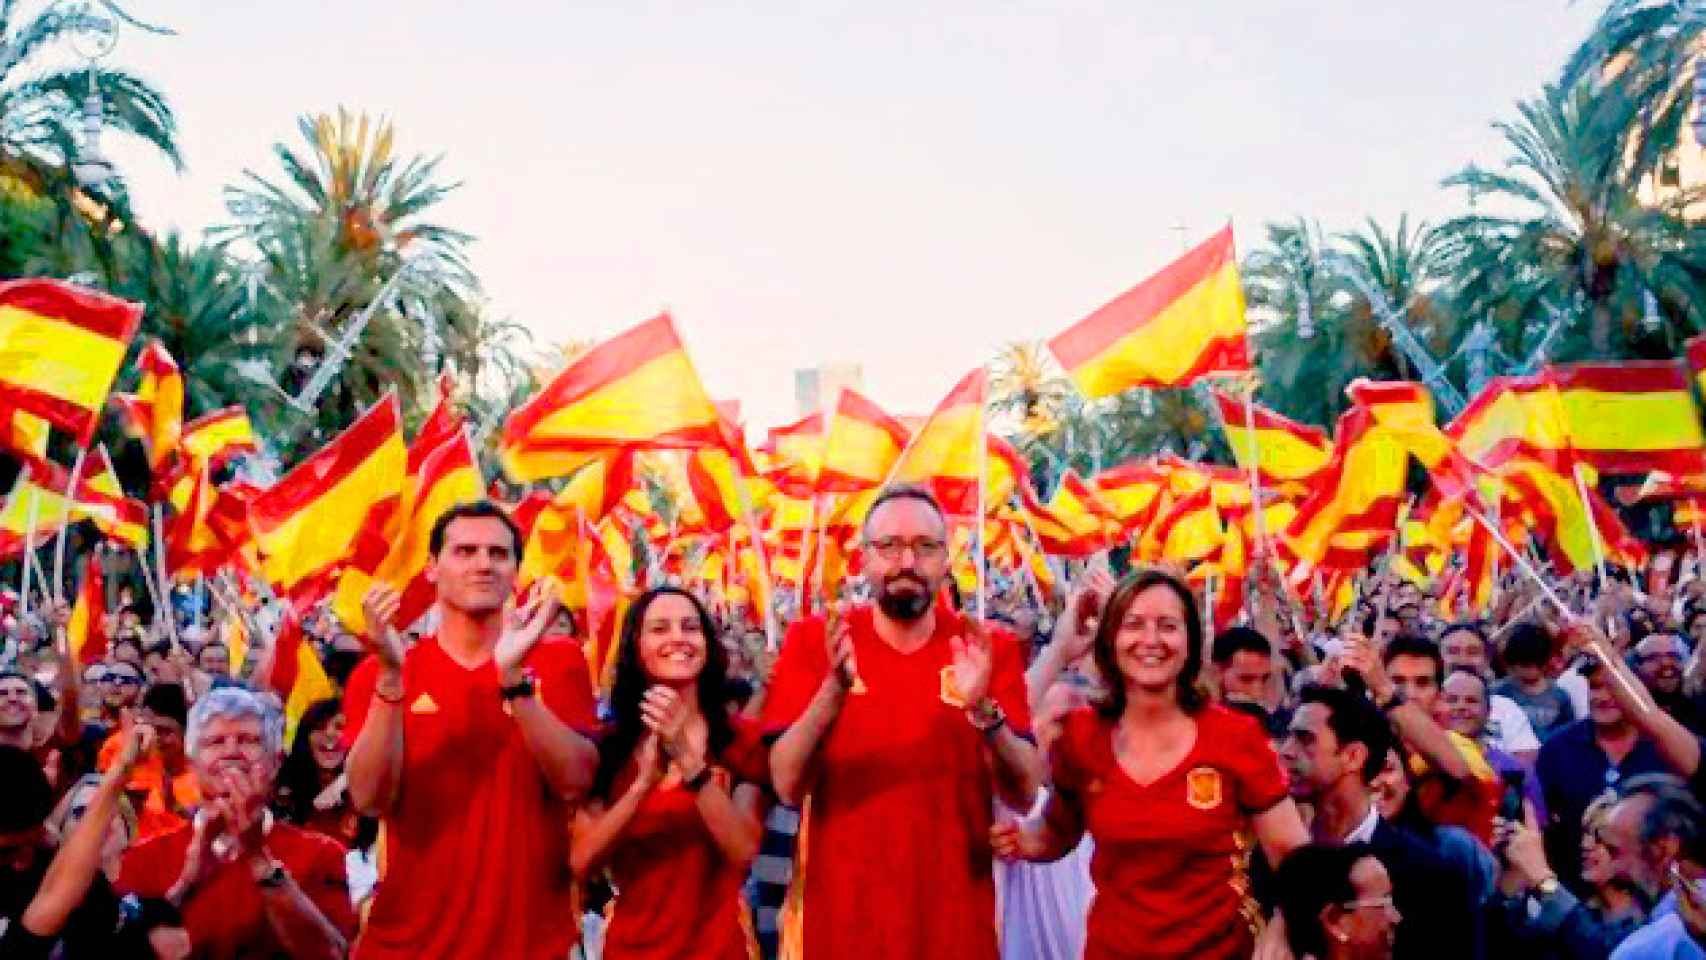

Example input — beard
[876,573,932,622]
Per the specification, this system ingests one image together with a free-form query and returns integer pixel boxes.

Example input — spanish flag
[166,466,256,577]
[1047,225,1250,398]
[0,279,142,444]
[888,368,988,516]
[1214,391,1332,491]
[79,447,148,551]
[179,407,258,475]
[500,313,724,482]
[1089,460,1166,534]
[250,394,406,604]
[1282,407,1410,578]
[816,389,911,494]
[1347,380,1480,500]
[1550,363,1706,477]
[761,412,825,498]
[332,428,486,635]
[266,610,337,743]
[113,339,184,475]
[409,373,461,473]
[66,553,107,664]
[5,412,48,461]
[1448,374,1573,471]
[0,452,146,558]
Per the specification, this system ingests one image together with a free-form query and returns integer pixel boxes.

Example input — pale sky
[101,1,1602,432]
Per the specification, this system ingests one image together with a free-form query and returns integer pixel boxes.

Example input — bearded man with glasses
[765,484,1042,960]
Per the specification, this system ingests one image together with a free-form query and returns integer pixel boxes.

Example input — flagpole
[150,505,181,649]
[51,448,87,603]
[1462,500,1650,713]
[973,383,988,622]
[796,491,818,616]
[1572,463,1609,590]
[733,480,780,652]
[19,488,39,620]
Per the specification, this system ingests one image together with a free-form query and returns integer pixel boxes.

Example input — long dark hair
[593,587,736,800]
[275,697,343,826]
[1091,567,1206,719]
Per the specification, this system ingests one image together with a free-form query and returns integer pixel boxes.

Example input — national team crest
[939,666,967,708]
[1185,766,1223,811]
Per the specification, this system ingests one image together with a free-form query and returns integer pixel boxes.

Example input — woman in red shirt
[572,586,767,959]
[993,567,1308,959]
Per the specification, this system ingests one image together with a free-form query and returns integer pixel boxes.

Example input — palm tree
[1337,215,1460,364]
[219,108,485,451]
[1243,219,1382,427]
[0,1,179,191]
[1439,82,1706,364]
[989,340,1071,438]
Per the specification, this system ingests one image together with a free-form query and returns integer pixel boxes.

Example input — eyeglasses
[1342,895,1398,914]
[108,674,143,687]
[866,537,946,562]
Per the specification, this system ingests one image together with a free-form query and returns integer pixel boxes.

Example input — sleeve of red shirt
[723,714,772,787]
[985,625,1033,737]
[1048,708,1096,793]
[1219,708,1288,814]
[339,655,379,751]
[533,637,598,733]
[760,617,828,738]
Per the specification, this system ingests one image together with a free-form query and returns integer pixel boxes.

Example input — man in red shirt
[344,500,598,960]
[117,685,354,958]
[766,485,1041,959]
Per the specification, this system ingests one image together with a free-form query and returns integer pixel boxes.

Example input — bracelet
[967,698,1007,735]
[374,676,405,705]
[682,765,714,793]
[499,670,537,702]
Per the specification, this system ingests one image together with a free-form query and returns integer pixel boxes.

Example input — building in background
[794,363,864,418]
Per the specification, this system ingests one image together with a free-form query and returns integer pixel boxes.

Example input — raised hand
[1060,567,1115,662]
[640,686,697,766]
[360,585,407,671]
[632,730,667,792]
[989,817,1047,861]
[114,722,156,777]
[950,621,994,707]
[494,578,561,681]
[824,609,860,692]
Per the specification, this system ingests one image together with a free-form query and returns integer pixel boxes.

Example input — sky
[99,1,1604,432]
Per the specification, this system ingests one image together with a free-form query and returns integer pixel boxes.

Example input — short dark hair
[1092,568,1206,717]
[1382,634,1443,683]
[141,682,188,728]
[1212,626,1271,666]
[1502,622,1553,668]
[1299,683,1393,782]
[429,501,524,561]
[860,483,946,537]
[1638,781,1706,865]
[1275,841,1376,959]
[0,745,53,832]
[1445,664,1489,697]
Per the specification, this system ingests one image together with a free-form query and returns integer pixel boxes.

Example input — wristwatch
[967,698,1007,736]
[251,858,288,889]
[1534,876,1561,899]
[499,670,537,701]
[682,765,714,793]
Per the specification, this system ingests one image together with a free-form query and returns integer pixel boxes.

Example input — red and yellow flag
[1047,225,1249,398]
[0,279,142,444]
[501,313,723,482]
[266,611,338,743]
[1550,363,1706,477]
[1214,390,1332,491]
[1282,407,1410,578]
[66,553,107,665]
[113,339,185,475]
[179,406,258,478]
[888,368,988,516]
[249,395,407,604]
[815,388,911,494]
[165,467,255,578]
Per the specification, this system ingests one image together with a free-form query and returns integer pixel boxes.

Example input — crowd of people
[4,489,1706,958]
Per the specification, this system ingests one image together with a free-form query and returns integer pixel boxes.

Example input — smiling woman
[992,567,1310,960]
[572,586,770,960]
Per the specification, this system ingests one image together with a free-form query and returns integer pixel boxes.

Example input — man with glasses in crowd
[766,484,1041,959]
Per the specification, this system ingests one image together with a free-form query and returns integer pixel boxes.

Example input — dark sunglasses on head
[109,674,143,686]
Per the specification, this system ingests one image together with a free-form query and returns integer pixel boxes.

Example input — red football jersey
[343,635,596,960]
[762,606,1032,960]
[117,820,356,955]
[599,718,769,960]
[1052,704,1288,960]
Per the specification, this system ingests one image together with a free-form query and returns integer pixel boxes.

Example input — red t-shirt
[1052,704,1288,960]
[116,820,356,956]
[341,635,596,960]
[761,606,1032,960]
[600,717,769,960]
